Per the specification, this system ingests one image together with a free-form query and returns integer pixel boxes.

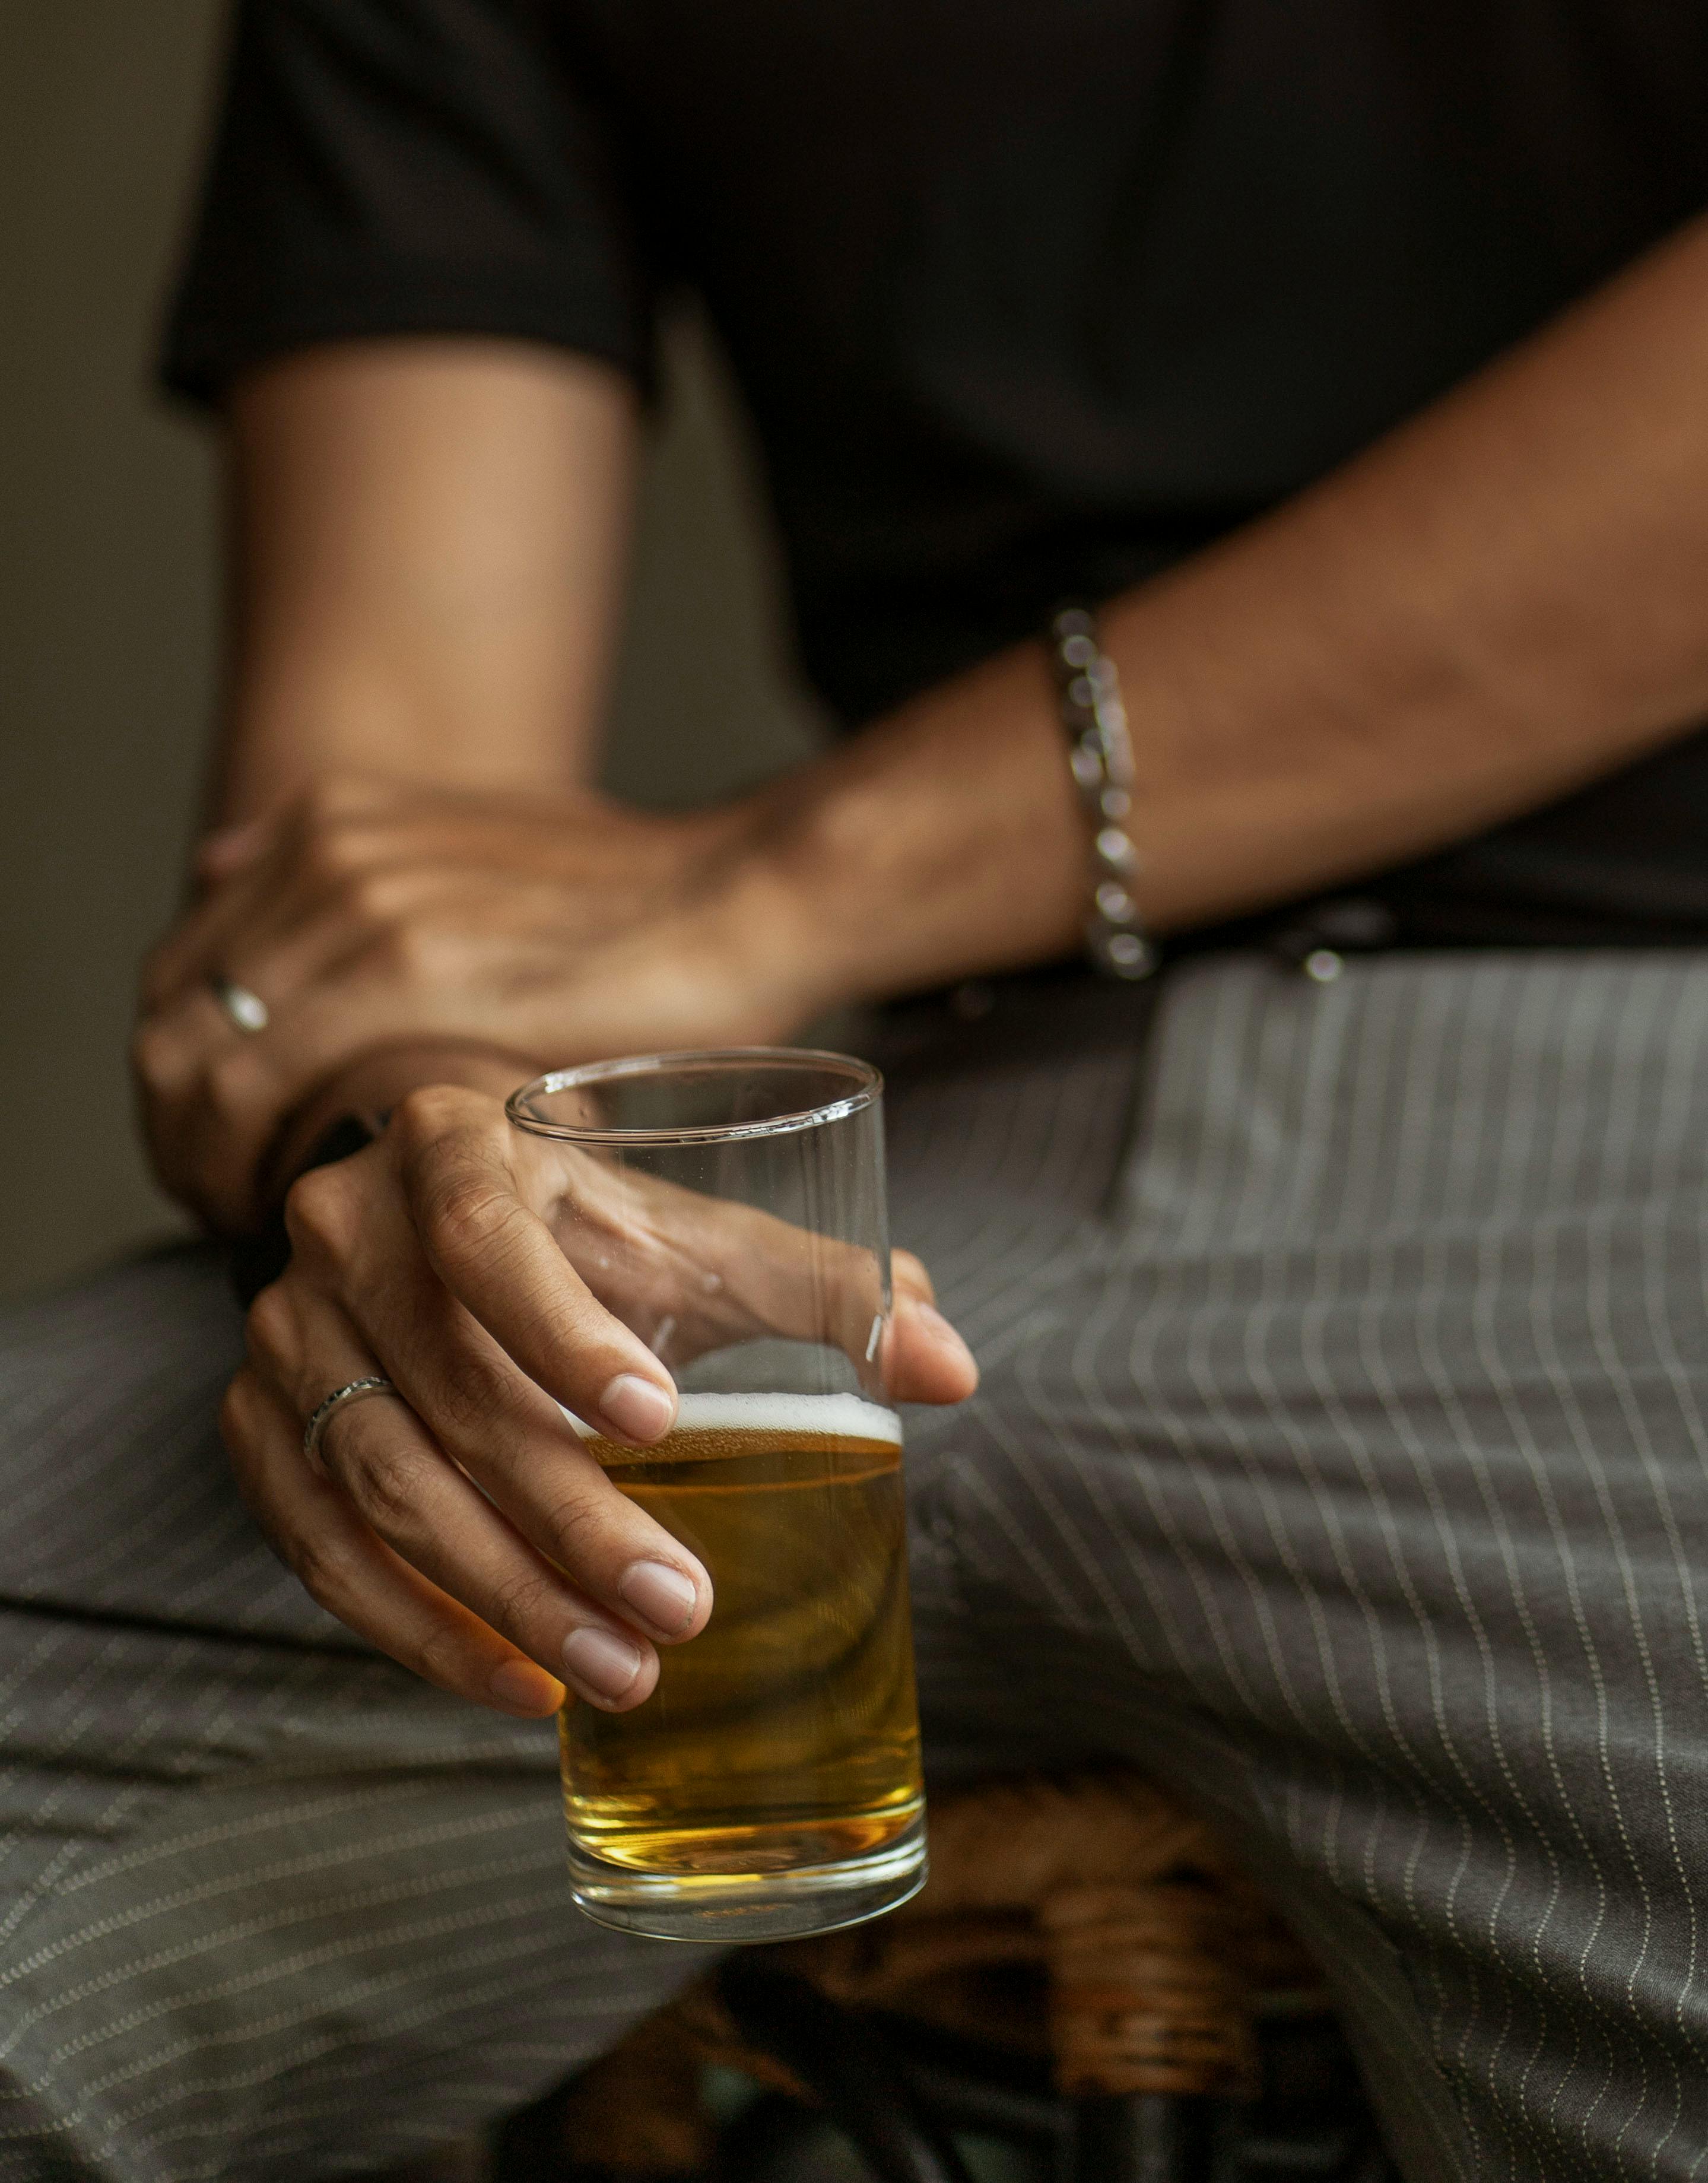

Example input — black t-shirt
[164,0,1708,948]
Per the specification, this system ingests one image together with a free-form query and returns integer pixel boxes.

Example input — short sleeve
[161,0,656,404]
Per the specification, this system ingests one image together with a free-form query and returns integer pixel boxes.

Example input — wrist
[719,649,1090,1014]
[680,788,850,1032]
[263,1037,541,1207]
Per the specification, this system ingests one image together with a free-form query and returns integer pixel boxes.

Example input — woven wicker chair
[496,1771,1398,2183]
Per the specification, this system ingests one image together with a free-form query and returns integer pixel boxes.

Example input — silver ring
[303,1376,399,1465]
[211,977,270,1035]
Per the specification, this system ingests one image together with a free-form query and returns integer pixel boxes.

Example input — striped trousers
[5,951,1708,2179]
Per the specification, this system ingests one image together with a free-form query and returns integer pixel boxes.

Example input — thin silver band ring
[303,1376,399,1465]
[211,976,271,1035]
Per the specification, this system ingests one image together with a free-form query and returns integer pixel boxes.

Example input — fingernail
[562,1624,643,1704]
[598,1373,675,1444]
[488,1658,561,1715]
[618,1559,699,1636]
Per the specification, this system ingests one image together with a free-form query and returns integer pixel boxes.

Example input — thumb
[885,1252,977,1405]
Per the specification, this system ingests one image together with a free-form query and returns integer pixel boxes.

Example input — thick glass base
[567,1814,928,1943]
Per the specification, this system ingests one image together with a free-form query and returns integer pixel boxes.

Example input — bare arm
[746,211,1708,1010]
[142,212,1708,1225]
[209,337,639,822]
[136,337,648,1209]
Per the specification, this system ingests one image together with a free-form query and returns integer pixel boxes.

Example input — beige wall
[0,4,823,1304]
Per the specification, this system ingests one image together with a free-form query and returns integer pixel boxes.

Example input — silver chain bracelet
[1046,605,1158,981]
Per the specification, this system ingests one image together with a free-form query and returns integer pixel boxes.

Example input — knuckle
[422,1173,526,1266]
[485,1562,560,1639]
[334,1430,424,1536]
[376,917,437,978]
[207,1041,266,1119]
[430,1353,513,1446]
[387,1100,520,1258]
[338,866,397,922]
[283,1163,357,1261]
[540,1483,615,1565]
[301,825,361,887]
[390,1085,466,1159]
[284,1527,361,1613]
[243,1281,299,1375]
[294,804,369,885]
[217,1369,262,1454]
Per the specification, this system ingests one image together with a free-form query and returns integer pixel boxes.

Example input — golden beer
[560,1394,923,1896]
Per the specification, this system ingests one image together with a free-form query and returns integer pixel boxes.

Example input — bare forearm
[753,212,1708,1010]
[148,218,1708,1227]
[141,340,639,1220]
[212,339,639,824]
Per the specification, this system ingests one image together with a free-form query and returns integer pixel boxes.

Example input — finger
[885,1248,975,1400]
[219,863,451,1012]
[244,1281,671,1710]
[373,1097,972,1436]
[386,1092,685,1447]
[141,845,404,1022]
[131,986,272,1229]
[136,966,475,1230]
[378,1294,710,1646]
[132,989,301,1232]
[221,1362,567,1716]
[553,1160,887,1367]
[140,827,301,1010]
[143,778,403,1010]
[308,1376,664,1712]
[542,1160,972,1398]
[884,1288,979,1405]
[279,1188,711,1645]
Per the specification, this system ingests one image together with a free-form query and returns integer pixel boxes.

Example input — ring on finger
[211,976,271,1035]
[303,1375,401,1467]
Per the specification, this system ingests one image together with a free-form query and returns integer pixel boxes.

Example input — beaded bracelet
[1046,605,1157,981]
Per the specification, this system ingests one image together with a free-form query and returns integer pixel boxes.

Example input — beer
[561,1392,923,1880]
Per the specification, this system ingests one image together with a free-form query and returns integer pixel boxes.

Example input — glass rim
[504,1046,883,1146]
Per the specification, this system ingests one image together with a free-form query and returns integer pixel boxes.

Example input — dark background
[1,2,824,1302]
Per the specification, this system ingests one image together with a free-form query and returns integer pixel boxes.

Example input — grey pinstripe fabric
[5,950,1708,2178]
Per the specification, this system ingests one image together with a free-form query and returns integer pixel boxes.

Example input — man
[5,1,1708,2174]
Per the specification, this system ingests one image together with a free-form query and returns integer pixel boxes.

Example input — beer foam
[563,1392,900,1444]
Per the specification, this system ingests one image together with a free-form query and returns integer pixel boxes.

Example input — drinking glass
[507,1049,926,1943]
